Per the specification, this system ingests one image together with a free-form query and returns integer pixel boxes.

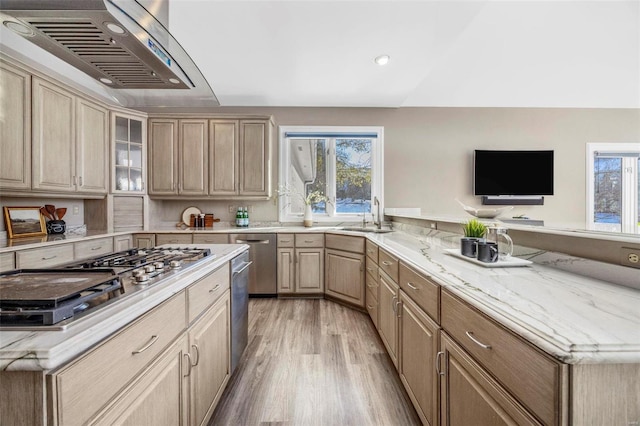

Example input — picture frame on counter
[3,206,47,239]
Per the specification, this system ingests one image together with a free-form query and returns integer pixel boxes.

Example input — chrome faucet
[373,196,381,229]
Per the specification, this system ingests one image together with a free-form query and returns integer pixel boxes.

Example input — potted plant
[461,219,487,257]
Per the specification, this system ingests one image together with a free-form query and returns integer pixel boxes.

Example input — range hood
[0,0,219,109]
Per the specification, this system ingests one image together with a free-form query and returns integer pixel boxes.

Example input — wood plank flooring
[209,298,421,426]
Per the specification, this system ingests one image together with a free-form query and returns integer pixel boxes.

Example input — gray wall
[149,106,640,231]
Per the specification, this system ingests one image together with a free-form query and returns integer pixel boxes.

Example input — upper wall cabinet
[31,77,108,196]
[0,61,31,191]
[148,116,272,199]
[113,112,147,194]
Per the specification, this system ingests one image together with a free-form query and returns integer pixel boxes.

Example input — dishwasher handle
[232,261,253,276]
[235,239,271,244]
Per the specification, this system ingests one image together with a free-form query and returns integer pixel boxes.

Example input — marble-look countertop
[339,229,640,364]
[0,244,248,371]
[1,225,639,370]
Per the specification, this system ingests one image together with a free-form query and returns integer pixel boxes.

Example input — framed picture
[3,206,47,239]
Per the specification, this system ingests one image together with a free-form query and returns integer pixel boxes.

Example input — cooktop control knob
[170,260,182,269]
[132,269,145,277]
[144,264,155,273]
[135,273,150,283]
[153,261,165,270]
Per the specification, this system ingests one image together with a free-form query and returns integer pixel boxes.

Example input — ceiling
[167,0,640,108]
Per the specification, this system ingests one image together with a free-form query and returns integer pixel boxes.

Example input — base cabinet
[325,248,365,307]
[277,234,324,294]
[440,333,540,426]
[399,291,440,426]
[378,270,399,368]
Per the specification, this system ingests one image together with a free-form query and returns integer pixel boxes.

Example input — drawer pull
[132,335,159,354]
[191,344,200,366]
[392,295,398,314]
[209,284,220,293]
[466,331,492,349]
[366,267,374,272]
[407,282,418,290]
[41,255,57,260]
[436,351,445,376]
[304,240,315,243]
[91,246,103,251]
[184,353,193,377]
[280,239,291,243]
[381,261,393,266]
[367,304,374,310]
[367,249,374,253]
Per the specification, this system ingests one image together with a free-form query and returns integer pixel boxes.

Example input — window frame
[278,125,384,224]
[586,142,640,234]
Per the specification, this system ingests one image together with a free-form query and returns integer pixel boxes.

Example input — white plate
[444,249,532,267]
[181,206,202,225]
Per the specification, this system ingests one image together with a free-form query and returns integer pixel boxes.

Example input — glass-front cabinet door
[112,112,147,193]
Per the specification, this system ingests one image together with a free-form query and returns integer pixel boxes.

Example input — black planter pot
[460,237,480,258]
[46,220,66,235]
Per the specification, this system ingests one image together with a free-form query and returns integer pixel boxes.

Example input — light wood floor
[209,298,421,426]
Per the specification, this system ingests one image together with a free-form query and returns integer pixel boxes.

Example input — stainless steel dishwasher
[229,233,277,296]
[230,251,251,374]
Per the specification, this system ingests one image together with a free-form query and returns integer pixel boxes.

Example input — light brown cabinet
[148,116,272,199]
[133,233,156,249]
[0,252,16,272]
[32,77,108,195]
[156,233,193,246]
[378,270,400,369]
[113,112,146,193]
[277,233,324,294]
[324,234,366,308]
[114,234,133,251]
[0,60,31,191]
[365,241,379,327]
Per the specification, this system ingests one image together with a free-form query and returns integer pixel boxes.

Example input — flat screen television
[474,150,554,196]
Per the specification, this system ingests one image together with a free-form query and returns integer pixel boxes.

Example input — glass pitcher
[486,226,513,260]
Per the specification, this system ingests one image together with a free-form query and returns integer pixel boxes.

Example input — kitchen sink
[341,227,394,234]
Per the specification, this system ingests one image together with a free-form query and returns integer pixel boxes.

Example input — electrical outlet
[247,205,254,213]
[430,222,437,229]
[72,205,80,215]
[228,205,236,213]
[620,247,640,269]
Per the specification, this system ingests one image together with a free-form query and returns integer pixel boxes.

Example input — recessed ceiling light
[100,77,113,85]
[105,22,125,34]
[3,20,35,37]
[169,78,180,84]
[374,55,390,66]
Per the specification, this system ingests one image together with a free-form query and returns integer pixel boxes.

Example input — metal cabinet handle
[395,300,402,317]
[209,284,220,293]
[41,255,57,260]
[280,239,291,243]
[367,304,374,310]
[360,261,364,272]
[132,335,159,354]
[304,240,315,243]
[232,261,253,275]
[436,351,445,376]
[91,246,103,251]
[382,261,393,266]
[183,353,193,377]
[79,176,83,186]
[392,295,398,314]
[466,331,492,349]
[191,344,200,366]
[407,282,418,290]
[73,175,77,185]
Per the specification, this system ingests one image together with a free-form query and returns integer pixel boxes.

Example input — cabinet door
[378,271,399,369]
[440,333,539,426]
[296,248,324,293]
[148,119,178,195]
[32,77,75,192]
[209,120,239,195]
[277,248,295,293]
[114,235,133,251]
[0,61,31,190]
[399,292,440,426]
[189,292,230,426]
[179,120,208,195]
[325,248,365,306]
[91,336,189,426]
[113,113,146,193]
[133,234,156,249]
[239,120,269,196]
[76,98,108,194]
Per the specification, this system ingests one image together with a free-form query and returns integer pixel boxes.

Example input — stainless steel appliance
[230,252,251,374]
[229,234,276,296]
[0,247,214,329]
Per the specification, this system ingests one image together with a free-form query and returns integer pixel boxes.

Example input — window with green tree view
[278,127,383,223]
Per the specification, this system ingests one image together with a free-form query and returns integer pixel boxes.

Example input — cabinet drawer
[187,264,230,323]
[16,244,74,268]
[365,240,378,263]
[75,237,114,260]
[53,293,186,426]
[366,268,378,293]
[0,252,15,272]
[365,256,378,280]
[156,233,193,245]
[277,233,295,247]
[295,233,324,248]
[441,290,561,426]
[366,286,379,329]
[399,262,440,323]
[193,234,229,244]
[378,248,399,283]
[325,234,364,253]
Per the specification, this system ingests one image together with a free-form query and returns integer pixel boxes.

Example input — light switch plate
[620,247,640,269]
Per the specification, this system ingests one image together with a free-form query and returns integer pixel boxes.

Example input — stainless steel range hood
[0,0,219,109]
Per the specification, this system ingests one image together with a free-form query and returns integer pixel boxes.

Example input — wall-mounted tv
[474,150,554,196]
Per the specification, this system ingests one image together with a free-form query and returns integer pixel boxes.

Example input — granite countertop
[0,244,248,371]
[1,226,639,370]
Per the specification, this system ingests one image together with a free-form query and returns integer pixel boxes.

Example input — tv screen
[474,150,554,196]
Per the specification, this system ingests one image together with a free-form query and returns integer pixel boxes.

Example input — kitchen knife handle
[131,335,158,354]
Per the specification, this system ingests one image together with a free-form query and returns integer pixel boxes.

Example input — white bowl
[456,200,513,219]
